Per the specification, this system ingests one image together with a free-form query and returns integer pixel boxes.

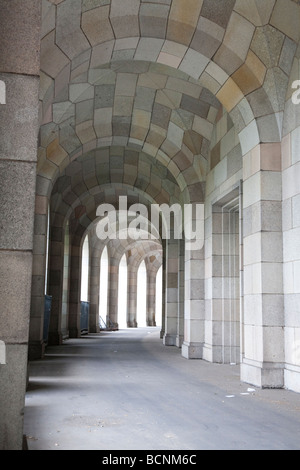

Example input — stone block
[90,41,114,68]
[0,251,33,343]
[263,326,284,362]
[70,83,94,103]
[166,76,200,99]
[166,0,203,45]
[95,84,115,108]
[0,0,41,75]
[135,86,156,112]
[115,73,138,97]
[291,127,300,165]
[82,5,114,46]
[0,344,29,450]
[110,0,140,38]
[201,0,235,29]
[41,30,70,79]
[239,120,260,156]
[292,194,300,228]
[282,161,300,200]
[0,161,36,250]
[140,3,169,38]
[0,74,39,162]
[232,50,266,96]
[285,293,300,327]
[167,122,184,149]
[283,227,300,263]
[76,120,96,144]
[56,0,90,59]
[251,25,284,70]
[179,49,210,80]
[234,0,275,26]
[279,36,297,76]
[270,0,300,43]
[135,38,164,62]
[191,16,224,59]
[216,77,244,113]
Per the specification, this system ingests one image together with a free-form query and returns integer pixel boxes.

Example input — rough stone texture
[0,0,41,75]
[0,252,33,343]
[0,161,36,250]
[167,0,203,45]
[0,345,29,450]
[0,74,39,162]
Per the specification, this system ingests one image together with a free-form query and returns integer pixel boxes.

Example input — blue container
[43,295,52,343]
[80,301,89,334]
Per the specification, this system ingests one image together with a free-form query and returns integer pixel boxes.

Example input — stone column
[160,240,166,339]
[127,263,138,327]
[163,237,180,346]
[29,195,49,359]
[181,245,205,359]
[89,243,101,333]
[47,219,65,345]
[0,0,41,450]
[61,222,70,338]
[146,270,157,327]
[176,239,185,347]
[108,256,119,328]
[181,200,205,359]
[68,234,82,338]
[241,143,284,388]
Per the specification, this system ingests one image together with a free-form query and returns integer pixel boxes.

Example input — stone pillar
[163,237,179,346]
[146,271,157,327]
[89,243,101,333]
[127,263,137,327]
[0,0,41,450]
[176,239,185,347]
[47,220,65,345]
[68,235,82,338]
[160,240,166,339]
[241,143,284,388]
[29,195,49,359]
[182,246,205,359]
[61,221,70,338]
[108,256,119,328]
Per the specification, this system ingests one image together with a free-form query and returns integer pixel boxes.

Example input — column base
[48,331,64,345]
[241,359,284,389]
[181,341,203,359]
[176,335,184,348]
[28,340,46,360]
[163,334,177,346]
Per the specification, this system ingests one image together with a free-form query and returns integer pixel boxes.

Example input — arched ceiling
[40,0,300,235]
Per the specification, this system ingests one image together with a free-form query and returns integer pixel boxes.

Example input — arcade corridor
[1,0,300,450]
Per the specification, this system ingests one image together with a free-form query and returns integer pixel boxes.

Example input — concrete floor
[24,327,300,450]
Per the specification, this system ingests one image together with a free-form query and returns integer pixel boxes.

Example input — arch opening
[136,260,147,328]
[118,254,128,329]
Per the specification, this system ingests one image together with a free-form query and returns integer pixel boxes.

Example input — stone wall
[0,0,41,450]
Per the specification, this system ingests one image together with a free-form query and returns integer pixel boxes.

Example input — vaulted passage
[1,0,300,450]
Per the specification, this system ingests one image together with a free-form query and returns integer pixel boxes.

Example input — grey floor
[24,327,300,450]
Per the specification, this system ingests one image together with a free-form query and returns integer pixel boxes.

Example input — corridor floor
[24,328,300,450]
